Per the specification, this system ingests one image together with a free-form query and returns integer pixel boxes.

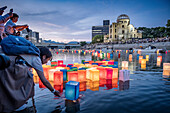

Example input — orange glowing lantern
[141,59,146,69]
[146,55,149,61]
[54,71,63,85]
[138,50,141,54]
[79,82,86,92]
[90,69,99,81]
[43,66,55,80]
[139,56,143,63]
[112,78,118,88]
[68,71,78,81]
[107,53,110,58]
[129,54,132,62]
[157,56,162,62]
[122,61,128,70]
[163,63,170,77]
[105,68,113,79]
[97,67,107,79]
[78,70,86,82]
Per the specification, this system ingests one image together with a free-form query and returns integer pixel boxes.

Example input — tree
[166,19,170,37]
[92,35,104,44]
[80,41,87,46]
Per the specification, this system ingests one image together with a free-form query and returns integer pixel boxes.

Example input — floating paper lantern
[43,66,55,80]
[78,70,86,82]
[112,68,118,79]
[163,63,170,77]
[68,71,78,81]
[54,85,63,93]
[139,56,143,63]
[141,59,146,69]
[105,68,113,79]
[146,55,149,61]
[119,70,130,82]
[99,79,106,87]
[58,60,63,65]
[89,81,99,91]
[79,82,86,92]
[122,61,128,70]
[157,50,159,54]
[60,69,67,81]
[157,56,162,62]
[107,53,110,58]
[90,69,99,81]
[51,61,57,66]
[54,71,63,85]
[65,81,79,100]
[97,67,107,79]
[138,50,141,54]
[108,61,114,65]
[48,69,58,81]
[129,54,132,62]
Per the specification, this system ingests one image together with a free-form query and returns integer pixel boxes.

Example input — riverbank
[84,42,170,50]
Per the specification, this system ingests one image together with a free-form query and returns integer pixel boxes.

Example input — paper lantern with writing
[54,85,63,93]
[60,69,67,81]
[79,82,86,92]
[68,71,78,81]
[141,59,146,69]
[65,81,79,100]
[54,71,63,85]
[146,55,149,61]
[90,69,99,81]
[139,56,143,63]
[105,68,113,79]
[119,70,130,82]
[97,67,107,79]
[122,61,128,70]
[78,70,86,82]
[163,63,170,78]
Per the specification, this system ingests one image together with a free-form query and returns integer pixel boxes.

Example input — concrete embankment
[86,42,170,50]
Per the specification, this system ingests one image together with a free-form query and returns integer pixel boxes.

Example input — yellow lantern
[89,81,99,91]
[163,63,170,78]
[146,55,149,61]
[157,50,159,54]
[112,68,118,79]
[122,61,128,70]
[90,69,99,81]
[141,59,146,69]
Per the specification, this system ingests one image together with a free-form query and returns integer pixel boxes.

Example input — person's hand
[53,90,61,97]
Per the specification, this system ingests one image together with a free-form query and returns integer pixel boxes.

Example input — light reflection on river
[28,51,170,113]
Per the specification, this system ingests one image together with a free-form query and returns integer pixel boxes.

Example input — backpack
[0,55,34,112]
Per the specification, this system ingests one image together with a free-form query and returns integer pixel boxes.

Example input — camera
[0,54,10,70]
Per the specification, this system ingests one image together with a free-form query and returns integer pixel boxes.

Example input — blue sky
[1,0,170,42]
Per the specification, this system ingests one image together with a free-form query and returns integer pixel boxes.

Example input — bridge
[34,43,81,49]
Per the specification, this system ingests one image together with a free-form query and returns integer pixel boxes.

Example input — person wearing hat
[0,6,13,42]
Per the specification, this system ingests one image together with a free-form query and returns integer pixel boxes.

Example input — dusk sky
[1,0,170,42]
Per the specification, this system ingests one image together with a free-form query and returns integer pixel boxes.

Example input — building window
[115,35,116,38]
[124,21,127,23]
[115,25,117,27]
[122,25,124,28]
[134,34,136,38]
[115,29,116,33]
[122,30,124,34]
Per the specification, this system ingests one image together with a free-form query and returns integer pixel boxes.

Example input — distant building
[92,20,110,39]
[104,14,142,42]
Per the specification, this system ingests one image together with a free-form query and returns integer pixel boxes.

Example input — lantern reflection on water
[79,82,86,92]
[78,70,86,82]
[119,80,130,91]
[68,71,78,82]
[122,61,128,70]
[54,71,63,85]
[112,78,118,88]
[99,79,106,87]
[89,81,99,91]
[163,63,170,78]
[54,84,63,93]
[106,79,112,89]
[141,59,146,69]
[65,81,79,100]
[90,69,99,81]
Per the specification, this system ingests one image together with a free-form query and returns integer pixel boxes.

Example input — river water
[28,51,170,113]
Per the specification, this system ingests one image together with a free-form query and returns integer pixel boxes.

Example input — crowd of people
[0,6,60,113]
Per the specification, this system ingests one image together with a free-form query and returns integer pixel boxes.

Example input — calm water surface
[28,51,170,113]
